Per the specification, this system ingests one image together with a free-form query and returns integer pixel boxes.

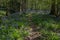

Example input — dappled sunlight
[0,13,60,40]
[0,0,60,40]
[0,10,6,16]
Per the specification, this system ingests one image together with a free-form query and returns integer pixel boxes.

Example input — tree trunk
[6,9,10,16]
[50,0,58,17]
[6,5,10,16]
[20,0,26,13]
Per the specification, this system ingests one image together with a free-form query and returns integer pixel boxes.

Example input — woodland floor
[0,11,60,40]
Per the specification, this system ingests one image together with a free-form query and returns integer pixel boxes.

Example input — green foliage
[0,10,6,16]
[0,0,60,40]
[0,25,28,40]
[40,30,60,40]
[0,12,60,40]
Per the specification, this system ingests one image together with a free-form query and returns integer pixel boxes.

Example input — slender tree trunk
[6,2,10,16]
[6,7,10,16]
[50,0,58,17]
[20,0,26,13]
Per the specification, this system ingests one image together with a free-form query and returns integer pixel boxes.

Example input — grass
[0,13,60,40]
[0,10,6,16]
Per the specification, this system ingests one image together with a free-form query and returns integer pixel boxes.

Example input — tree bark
[50,0,58,17]
[20,0,26,13]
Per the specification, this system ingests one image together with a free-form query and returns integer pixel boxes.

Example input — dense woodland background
[0,0,60,40]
